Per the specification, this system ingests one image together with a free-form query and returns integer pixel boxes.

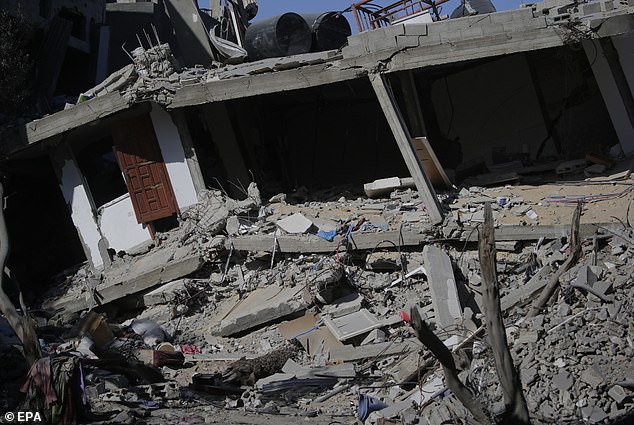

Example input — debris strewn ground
[3,162,633,424]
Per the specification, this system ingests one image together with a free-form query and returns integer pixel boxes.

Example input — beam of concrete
[43,249,204,314]
[227,228,433,253]
[200,103,251,192]
[422,245,462,331]
[370,73,444,224]
[169,63,364,109]
[24,92,131,147]
[461,222,623,242]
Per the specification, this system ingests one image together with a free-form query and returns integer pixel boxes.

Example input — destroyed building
[0,0,634,424]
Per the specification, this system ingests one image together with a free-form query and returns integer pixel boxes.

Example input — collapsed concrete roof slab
[43,246,204,314]
[6,2,634,156]
[168,61,365,109]
[19,92,131,151]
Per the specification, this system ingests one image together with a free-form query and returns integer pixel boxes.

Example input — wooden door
[111,116,178,224]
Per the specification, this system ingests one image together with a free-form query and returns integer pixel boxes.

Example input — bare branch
[479,203,530,424]
[410,306,492,425]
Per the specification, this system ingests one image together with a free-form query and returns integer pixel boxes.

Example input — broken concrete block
[226,215,240,236]
[422,245,462,330]
[321,293,363,318]
[143,279,187,306]
[552,371,574,392]
[581,404,608,424]
[500,267,550,311]
[278,313,343,357]
[213,285,309,336]
[361,328,386,346]
[580,366,606,388]
[323,308,381,341]
[363,177,415,198]
[608,384,628,404]
[388,351,421,383]
[277,213,313,234]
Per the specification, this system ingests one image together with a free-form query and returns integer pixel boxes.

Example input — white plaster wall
[59,158,104,269]
[98,194,151,252]
[583,39,634,155]
[150,104,198,210]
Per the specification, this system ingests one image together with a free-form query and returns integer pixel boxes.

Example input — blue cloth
[317,229,337,242]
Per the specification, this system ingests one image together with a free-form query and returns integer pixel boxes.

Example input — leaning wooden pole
[410,306,492,425]
[0,183,41,366]
[528,202,582,318]
[479,203,530,424]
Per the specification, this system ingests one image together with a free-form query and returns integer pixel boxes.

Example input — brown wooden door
[111,116,178,224]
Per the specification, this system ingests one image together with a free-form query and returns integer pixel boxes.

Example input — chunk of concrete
[323,308,381,341]
[580,366,606,388]
[321,293,363,318]
[213,285,309,336]
[552,371,574,392]
[143,279,187,306]
[608,385,628,404]
[422,245,462,330]
[363,177,415,198]
[277,213,314,234]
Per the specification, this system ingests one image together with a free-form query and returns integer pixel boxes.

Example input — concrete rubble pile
[1,168,631,425]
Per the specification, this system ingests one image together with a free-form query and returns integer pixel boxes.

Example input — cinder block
[341,44,367,59]
[347,32,369,47]
[368,35,398,53]
[439,30,464,43]
[503,17,547,33]
[396,35,421,48]
[403,23,428,36]
[461,26,485,39]
[467,14,492,27]
[490,8,533,24]
[482,23,506,35]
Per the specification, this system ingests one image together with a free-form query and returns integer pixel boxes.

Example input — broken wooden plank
[227,228,433,253]
[412,137,452,189]
[370,73,444,224]
[479,203,530,424]
[410,307,492,425]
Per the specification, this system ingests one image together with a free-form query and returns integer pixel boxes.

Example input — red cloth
[20,357,58,406]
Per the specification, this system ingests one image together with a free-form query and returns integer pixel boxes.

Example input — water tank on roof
[450,0,497,19]
[245,13,313,60]
[301,12,352,52]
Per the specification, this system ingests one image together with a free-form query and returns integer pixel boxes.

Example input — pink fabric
[20,357,58,406]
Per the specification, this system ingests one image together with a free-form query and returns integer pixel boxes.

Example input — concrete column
[49,144,104,270]
[370,73,444,225]
[170,109,207,196]
[583,38,634,155]
[612,33,634,106]
[200,102,251,193]
[150,104,199,210]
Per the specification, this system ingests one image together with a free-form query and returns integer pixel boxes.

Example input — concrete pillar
[583,38,634,155]
[200,102,251,193]
[170,109,207,196]
[49,144,104,270]
[149,104,199,210]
